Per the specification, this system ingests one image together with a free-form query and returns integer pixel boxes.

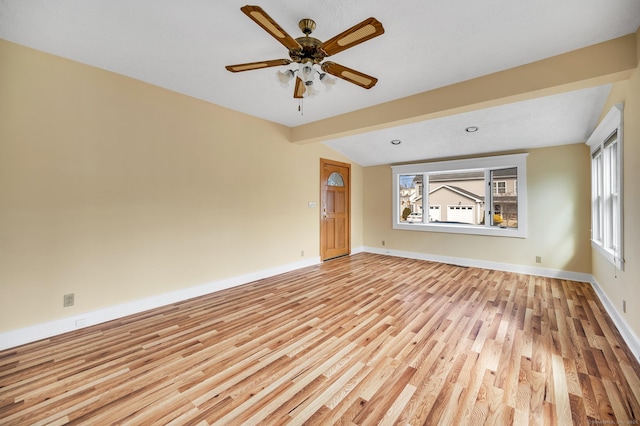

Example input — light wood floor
[1,253,640,425]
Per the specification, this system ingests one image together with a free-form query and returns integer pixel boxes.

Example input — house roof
[429,172,484,181]
[413,170,516,185]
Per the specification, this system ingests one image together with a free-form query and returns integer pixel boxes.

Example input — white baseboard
[351,246,365,255]
[0,256,321,351]
[4,249,639,364]
[363,246,592,282]
[588,277,640,362]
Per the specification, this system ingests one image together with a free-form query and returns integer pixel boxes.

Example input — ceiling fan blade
[320,17,384,56]
[225,59,291,73]
[321,61,378,89]
[240,5,302,51]
[293,77,306,98]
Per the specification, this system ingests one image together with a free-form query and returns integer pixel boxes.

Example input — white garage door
[429,205,441,221]
[447,206,474,224]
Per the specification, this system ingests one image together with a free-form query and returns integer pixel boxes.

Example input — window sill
[394,222,526,238]
[591,240,624,270]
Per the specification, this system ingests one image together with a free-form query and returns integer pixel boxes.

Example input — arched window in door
[328,172,344,187]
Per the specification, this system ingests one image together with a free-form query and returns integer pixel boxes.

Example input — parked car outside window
[406,212,423,223]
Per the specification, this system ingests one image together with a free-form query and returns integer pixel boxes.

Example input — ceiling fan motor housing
[290,19,326,64]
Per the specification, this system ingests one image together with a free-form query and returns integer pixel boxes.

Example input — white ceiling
[1,0,639,165]
[324,85,612,166]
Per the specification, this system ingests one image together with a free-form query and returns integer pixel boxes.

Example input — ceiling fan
[225,5,385,99]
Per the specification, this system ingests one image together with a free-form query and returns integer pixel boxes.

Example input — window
[327,172,345,187]
[392,153,528,237]
[490,168,518,228]
[586,104,624,270]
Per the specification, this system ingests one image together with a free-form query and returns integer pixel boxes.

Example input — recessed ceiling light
[390,139,402,145]
[465,126,479,133]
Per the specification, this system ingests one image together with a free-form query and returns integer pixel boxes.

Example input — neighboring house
[399,186,416,218]
[428,185,484,224]
[490,168,518,227]
[400,169,517,226]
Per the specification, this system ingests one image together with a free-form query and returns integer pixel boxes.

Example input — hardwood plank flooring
[1,253,639,425]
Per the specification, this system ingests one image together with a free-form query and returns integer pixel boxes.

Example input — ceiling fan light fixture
[303,82,319,98]
[299,60,315,83]
[276,69,295,86]
[319,72,337,89]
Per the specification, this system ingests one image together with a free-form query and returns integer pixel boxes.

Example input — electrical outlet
[301,250,305,257]
[623,300,626,313]
[63,293,74,307]
[535,256,542,264]
[382,240,385,246]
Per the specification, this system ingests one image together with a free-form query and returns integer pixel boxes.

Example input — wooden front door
[320,159,350,261]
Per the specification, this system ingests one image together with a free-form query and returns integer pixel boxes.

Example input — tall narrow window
[587,104,624,270]
[591,148,603,244]
[398,175,423,223]
[490,168,518,228]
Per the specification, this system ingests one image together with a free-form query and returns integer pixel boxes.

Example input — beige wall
[0,40,362,332]
[363,143,592,273]
[592,54,640,339]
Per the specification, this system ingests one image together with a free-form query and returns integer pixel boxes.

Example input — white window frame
[392,153,528,238]
[586,103,624,270]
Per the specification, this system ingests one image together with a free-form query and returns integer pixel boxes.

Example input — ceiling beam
[290,32,638,145]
